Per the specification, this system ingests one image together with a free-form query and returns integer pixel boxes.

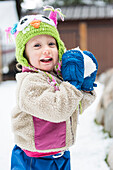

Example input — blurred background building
[0,0,18,81]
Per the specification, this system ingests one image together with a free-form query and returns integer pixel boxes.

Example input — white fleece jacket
[11,71,96,153]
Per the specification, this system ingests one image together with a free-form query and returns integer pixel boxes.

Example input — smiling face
[25,34,59,72]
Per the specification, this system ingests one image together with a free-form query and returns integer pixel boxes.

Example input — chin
[43,67,54,72]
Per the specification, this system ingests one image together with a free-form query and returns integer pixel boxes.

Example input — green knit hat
[10,7,66,68]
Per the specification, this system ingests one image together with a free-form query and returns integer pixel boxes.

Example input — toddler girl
[7,6,96,170]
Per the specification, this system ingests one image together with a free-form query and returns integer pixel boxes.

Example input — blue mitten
[61,49,84,90]
[81,51,98,91]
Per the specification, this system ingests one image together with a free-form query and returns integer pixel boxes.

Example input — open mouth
[40,58,53,62]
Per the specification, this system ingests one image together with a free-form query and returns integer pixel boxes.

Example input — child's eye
[34,44,40,48]
[49,42,56,46]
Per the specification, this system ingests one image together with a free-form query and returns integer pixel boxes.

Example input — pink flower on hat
[43,6,65,28]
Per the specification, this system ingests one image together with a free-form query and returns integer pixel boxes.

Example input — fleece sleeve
[16,73,83,123]
[80,90,96,113]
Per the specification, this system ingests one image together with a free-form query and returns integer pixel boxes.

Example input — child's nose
[43,47,50,55]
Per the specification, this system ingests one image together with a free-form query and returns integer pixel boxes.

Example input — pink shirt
[23,149,61,157]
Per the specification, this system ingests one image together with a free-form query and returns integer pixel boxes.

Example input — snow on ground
[0,80,113,170]
[0,81,16,170]
[70,82,113,170]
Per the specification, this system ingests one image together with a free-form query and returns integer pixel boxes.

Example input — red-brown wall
[58,19,113,74]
